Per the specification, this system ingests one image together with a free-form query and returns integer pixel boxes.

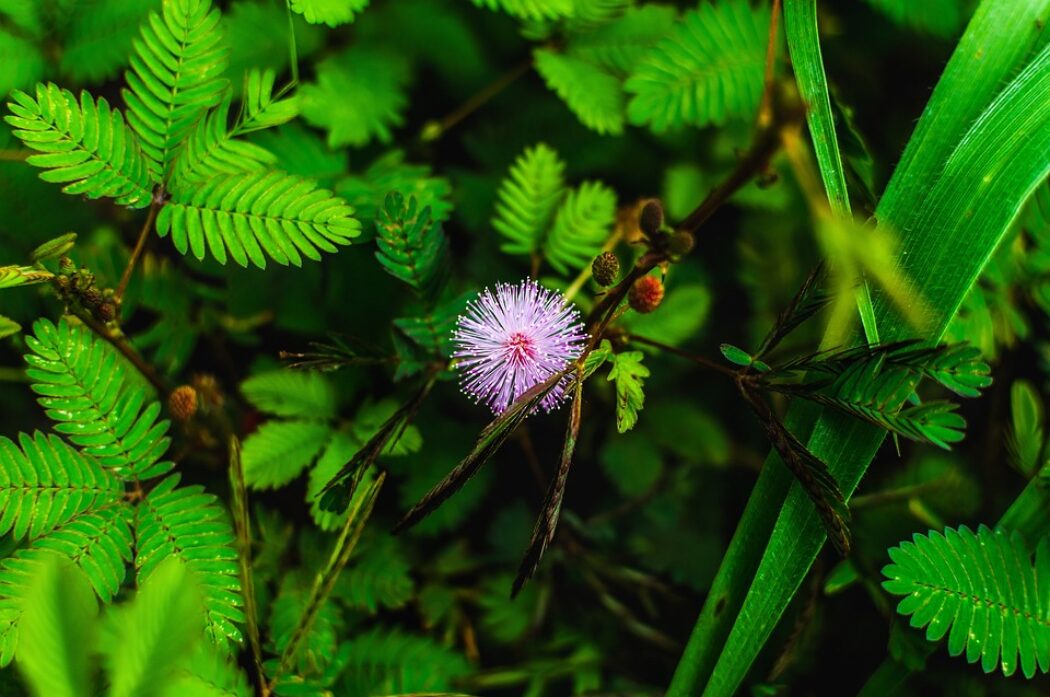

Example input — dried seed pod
[628,275,664,314]
[168,385,199,422]
[591,251,620,286]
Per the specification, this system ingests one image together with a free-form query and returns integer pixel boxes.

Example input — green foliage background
[0,0,1048,696]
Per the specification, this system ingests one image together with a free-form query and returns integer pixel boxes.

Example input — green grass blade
[668,1,1050,694]
[784,0,879,341]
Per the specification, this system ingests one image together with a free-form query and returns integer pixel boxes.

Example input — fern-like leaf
[492,143,566,259]
[332,535,414,613]
[5,84,153,208]
[242,420,333,490]
[339,627,471,697]
[883,526,1050,678]
[135,474,245,645]
[545,180,617,274]
[607,350,648,433]
[470,0,574,21]
[567,5,677,76]
[241,370,337,419]
[169,94,277,187]
[235,67,300,134]
[289,0,370,27]
[157,171,361,268]
[533,49,625,135]
[33,505,134,603]
[625,0,769,130]
[0,28,44,96]
[0,550,73,667]
[59,0,156,83]
[123,0,229,178]
[375,192,449,297]
[24,318,173,480]
[269,570,344,677]
[0,432,123,541]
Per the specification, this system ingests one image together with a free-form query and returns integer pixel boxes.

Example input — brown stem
[78,312,169,396]
[757,0,783,129]
[0,149,30,162]
[116,201,159,304]
[625,333,737,377]
[675,123,784,236]
[425,56,533,140]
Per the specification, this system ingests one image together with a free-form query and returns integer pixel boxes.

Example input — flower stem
[423,56,533,141]
[115,200,159,305]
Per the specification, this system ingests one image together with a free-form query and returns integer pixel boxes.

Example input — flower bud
[591,251,620,287]
[668,231,695,257]
[639,199,664,237]
[168,385,199,422]
[629,275,664,314]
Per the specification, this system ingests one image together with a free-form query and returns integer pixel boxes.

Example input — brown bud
[668,231,695,258]
[94,302,116,323]
[628,275,664,314]
[638,199,664,237]
[82,286,103,306]
[591,251,620,287]
[168,385,199,422]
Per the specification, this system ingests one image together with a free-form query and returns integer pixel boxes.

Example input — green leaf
[0,315,20,339]
[241,370,337,419]
[24,318,173,480]
[289,0,369,27]
[375,191,449,297]
[29,232,77,262]
[135,475,244,646]
[15,555,96,697]
[0,265,51,290]
[545,180,617,274]
[32,505,134,603]
[0,28,44,96]
[60,0,158,84]
[720,343,753,367]
[1007,380,1044,477]
[0,432,123,541]
[169,94,277,188]
[236,68,300,134]
[470,0,574,21]
[269,570,343,677]
[492,143,566,260]
[331,535,414,613]
[162,642,252,697]
[242,420,333,490]
[533,48,625,135]
[669,2,1050,694]
[337,627,471,697]
[337,150,452,229]
[883,526,1050,678]
[625,0,769,130]
[863,0,966,38]
[156,170,361,268]
[300,46,410,148]
[567,5,677,76]
[607,350,648,433]
[105,558,207,697]
[123,0,229,179]
[5,84,153,208]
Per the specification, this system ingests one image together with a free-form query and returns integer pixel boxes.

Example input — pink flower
[452,279,587,415]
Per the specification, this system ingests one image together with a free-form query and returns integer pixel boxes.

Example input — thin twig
[757,0,783,129]
[625,333,736,377]
[227,437,269,697]
[77,312,168,396]
[424,56,533,141]
[116,201,159,304]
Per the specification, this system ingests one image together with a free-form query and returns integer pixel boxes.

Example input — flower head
[452,279,587,415]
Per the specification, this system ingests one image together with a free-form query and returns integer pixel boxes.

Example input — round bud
[94,302,116,323]
[639,199,665,237]
[82,286,103,306]
[629,275,664,314]
[591,251,620,287]
[168,385,199,422]
[668,231,695,257]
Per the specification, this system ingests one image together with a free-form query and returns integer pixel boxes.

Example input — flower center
[504,331,537,366]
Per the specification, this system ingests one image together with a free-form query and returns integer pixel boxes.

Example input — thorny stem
[78,312,168,396]
[424,56,533,141]
[115,200,160,305]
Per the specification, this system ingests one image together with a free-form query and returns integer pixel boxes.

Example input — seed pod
[639,199,664,237]
[629,275,664,314]
[168,385,199,422]
[591,251,620,286]
[82,286,103,307]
